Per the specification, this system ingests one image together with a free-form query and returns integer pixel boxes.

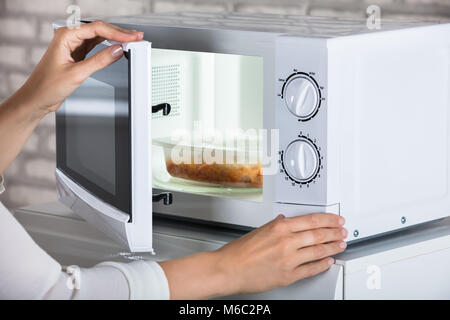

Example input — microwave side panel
[328,24,450,241]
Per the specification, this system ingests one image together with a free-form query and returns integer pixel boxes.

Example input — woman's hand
[0,21,143,174]
[217,213,347,294]
[159,213,347,299]
[22,21,143,117]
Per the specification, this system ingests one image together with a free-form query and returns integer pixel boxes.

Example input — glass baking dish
[152,135,263,195]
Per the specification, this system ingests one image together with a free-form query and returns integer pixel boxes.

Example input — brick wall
[0,0,449,209]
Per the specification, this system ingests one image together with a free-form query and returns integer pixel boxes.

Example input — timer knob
[283,139,320,183]
[283,74,320,120]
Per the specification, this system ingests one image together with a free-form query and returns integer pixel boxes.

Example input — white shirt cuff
[97,261,170,300]
[0,175,5,195]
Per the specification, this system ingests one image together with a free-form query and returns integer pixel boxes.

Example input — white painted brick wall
[4,159,21,177]
[30,46,47,66]
[5,0,73,16]
[47,133,56,153]
[0,0,448,209]
[309,7,365,18]
[0,71,8,96]
[22,133,40,153]
[405,0,449,5]
[0,45,27,69]
[6,185,57,205]
[77,0,151,16]
[153,1,227,13]
[25,158,57,181]
[39,112,56,127]
[0,17,36,39]
[235,4,308,15]
[8,72,28,91]
[40,21,57,43]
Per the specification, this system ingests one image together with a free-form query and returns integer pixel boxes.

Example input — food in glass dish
[166,161,263,188]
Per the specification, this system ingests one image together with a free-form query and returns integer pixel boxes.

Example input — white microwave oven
[54,13,450,252]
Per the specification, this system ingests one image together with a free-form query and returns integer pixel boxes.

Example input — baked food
[166,161,263,187]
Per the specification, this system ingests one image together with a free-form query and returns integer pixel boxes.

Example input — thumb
[76,44,123,80]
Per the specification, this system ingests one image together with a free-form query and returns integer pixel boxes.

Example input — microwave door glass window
[65,78,117,194]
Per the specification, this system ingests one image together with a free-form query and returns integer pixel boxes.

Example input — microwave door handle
[152,192,173,205]
[152,103,171,116]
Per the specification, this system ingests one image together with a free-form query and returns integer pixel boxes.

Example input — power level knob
[283,139,320,183]
[283,74,320,120]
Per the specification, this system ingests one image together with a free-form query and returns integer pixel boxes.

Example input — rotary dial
[282,73,321,121]
[282,138,320,184]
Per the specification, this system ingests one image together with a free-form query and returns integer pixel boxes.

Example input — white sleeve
[0,181,170,300]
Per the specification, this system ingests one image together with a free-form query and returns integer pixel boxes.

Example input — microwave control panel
[275,37,329,205]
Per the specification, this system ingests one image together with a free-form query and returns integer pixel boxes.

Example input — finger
[294,227,347,248]
[80,21,143,39]
[292,257,334,281]
[295,241,347,266]
[74,20,143,42]
[75,44,123,81]
[285,213,345,232]
[107,23,141,35]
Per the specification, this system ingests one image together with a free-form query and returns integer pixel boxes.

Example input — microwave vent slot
[152,64,181,118]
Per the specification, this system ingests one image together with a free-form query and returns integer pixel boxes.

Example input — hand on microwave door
[0,21,143,174]
[159,213,347,299]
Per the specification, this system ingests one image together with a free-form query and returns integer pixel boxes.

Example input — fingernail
[338,217,345,225]
[342,228,348,238]
[339,241,347,249]
[277,213,285,219]
[328,258,335,265]
[110,45,123,58]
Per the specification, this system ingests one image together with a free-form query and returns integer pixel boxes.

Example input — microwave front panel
[275,36,331,206]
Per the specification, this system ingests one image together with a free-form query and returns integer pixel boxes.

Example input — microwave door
[56,40,159,252]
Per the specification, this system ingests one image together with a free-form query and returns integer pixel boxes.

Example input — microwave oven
[54,13,450,252]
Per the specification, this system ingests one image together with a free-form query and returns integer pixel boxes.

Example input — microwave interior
[151,48,264,201]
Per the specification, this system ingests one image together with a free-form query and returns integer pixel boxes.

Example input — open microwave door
[56,40,155,252]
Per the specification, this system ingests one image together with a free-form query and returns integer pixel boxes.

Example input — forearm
[0,199,168,300]
[0,88,47,174]
[159,250,236,300]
